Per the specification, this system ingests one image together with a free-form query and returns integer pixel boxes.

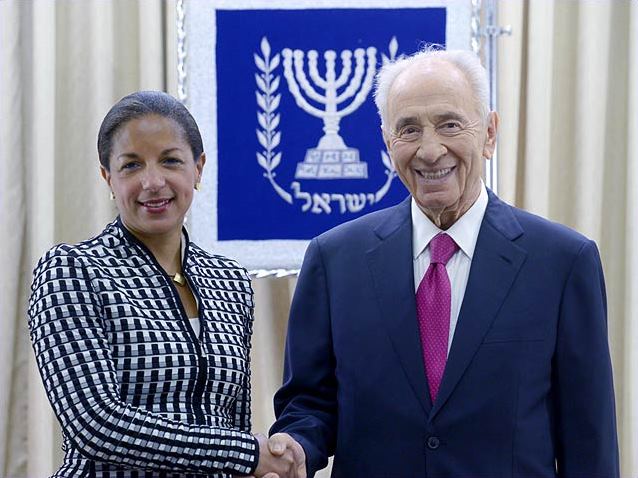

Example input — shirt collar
[411,180,488,261]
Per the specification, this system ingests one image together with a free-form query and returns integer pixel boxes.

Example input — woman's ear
[100,165,112,187]
[195,153,206,180]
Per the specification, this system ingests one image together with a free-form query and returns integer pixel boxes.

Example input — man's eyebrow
[392,112,469,131]
[432,112,467,123]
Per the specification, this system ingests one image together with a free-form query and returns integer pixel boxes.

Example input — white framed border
[184,0,475,272]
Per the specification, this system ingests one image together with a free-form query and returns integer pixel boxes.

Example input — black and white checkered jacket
[28,219,259,478]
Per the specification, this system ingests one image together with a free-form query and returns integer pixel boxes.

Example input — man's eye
[164,157,183,165]
[399,126,421,138]
[440,121,461,131]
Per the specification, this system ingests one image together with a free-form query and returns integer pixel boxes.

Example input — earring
[194,182,202,191]
[109,191,115,200]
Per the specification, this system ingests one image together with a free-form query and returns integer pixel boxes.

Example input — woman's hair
[97,91,203,170]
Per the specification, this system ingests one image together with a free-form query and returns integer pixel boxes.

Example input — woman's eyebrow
[116,147,184,161]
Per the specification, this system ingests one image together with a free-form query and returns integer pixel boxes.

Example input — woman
[28,91,300,478]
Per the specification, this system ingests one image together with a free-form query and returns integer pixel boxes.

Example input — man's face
[383,59,498,229]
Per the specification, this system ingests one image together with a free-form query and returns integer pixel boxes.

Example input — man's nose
[141,166,166,190]
[416,132,446,163]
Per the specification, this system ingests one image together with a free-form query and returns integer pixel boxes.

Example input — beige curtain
[498,1,638,475]
[2,0,636,477]
[1,0,172,475]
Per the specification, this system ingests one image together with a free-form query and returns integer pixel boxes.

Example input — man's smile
[415,166,456,181]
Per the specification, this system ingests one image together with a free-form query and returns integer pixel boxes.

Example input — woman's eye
[121,162,139,171]
[164,157,183,165]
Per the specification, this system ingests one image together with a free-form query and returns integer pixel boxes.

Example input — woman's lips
[139,198,173,214]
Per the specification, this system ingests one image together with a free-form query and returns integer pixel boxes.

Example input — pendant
[172,272,186,287]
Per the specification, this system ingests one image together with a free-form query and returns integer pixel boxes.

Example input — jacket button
[427,436,440,450]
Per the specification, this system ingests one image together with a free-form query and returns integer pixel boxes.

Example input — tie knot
[429,233,458,265]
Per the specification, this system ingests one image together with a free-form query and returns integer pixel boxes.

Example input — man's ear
[483,111,499,159]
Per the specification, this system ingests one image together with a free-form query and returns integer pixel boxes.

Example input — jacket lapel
[366,197,433,416]
[429,191,527,419]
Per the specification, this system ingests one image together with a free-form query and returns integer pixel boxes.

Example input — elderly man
[268,48,619,477]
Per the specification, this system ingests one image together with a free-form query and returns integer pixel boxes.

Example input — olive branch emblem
[254,37,292,203]
[254,36,400,213]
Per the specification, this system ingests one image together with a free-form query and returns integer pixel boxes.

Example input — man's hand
[241,433,306,478]
[265,433,306,478]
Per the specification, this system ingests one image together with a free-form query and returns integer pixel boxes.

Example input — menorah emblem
[282,46,377,179]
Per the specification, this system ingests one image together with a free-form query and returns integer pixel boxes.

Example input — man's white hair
[373,46,490,130]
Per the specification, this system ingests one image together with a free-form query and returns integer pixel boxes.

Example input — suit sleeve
[28,246,258,475]
[270,238,337,477]
[553,240,619,477]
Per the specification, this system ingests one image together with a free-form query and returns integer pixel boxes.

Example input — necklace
[171,272,186,287]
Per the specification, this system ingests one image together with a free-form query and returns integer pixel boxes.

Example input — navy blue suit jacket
[271,192,619,478]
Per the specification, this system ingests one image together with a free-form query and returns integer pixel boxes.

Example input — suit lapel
[366,198,433,416]
[430,192,527,420]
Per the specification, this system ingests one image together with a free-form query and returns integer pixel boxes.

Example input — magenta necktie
[416,233,459,403]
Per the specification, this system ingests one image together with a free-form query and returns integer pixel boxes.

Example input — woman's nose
[141,167,165,190]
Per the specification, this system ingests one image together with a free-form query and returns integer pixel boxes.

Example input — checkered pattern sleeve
[233,274,254,432]
[28,245,259,475]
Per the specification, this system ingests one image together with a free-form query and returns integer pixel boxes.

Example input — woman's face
[101,114,205,243]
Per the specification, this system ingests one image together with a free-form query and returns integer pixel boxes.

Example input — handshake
[244,432,307,478]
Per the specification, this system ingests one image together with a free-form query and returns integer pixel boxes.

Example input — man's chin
[416,196,454,216]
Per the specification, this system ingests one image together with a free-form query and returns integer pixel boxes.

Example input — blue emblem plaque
[186,1,473,270]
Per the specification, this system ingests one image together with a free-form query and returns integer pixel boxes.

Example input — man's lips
[415,166,455,180]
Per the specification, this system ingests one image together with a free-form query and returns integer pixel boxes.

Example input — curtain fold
[1,2,29,475]
[250,276,296,436]
[498,1,638,475]
[1,1,166,475]
[623,3,638,473]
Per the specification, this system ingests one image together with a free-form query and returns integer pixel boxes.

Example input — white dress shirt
[411,181,488,354]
